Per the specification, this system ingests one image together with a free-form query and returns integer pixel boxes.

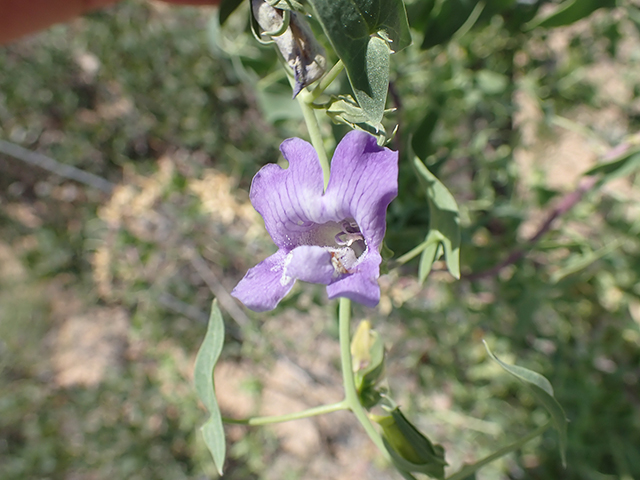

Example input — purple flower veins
[231,130,398,312]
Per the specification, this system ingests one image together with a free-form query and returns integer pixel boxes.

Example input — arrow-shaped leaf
[308,0,410,123]
[194,300,226,475]
[413,157,461,281]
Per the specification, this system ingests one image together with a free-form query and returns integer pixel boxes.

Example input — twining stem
[444,421,551,480]
[298,96,330,189]
[222,400,347,426]
[338,298,389,457]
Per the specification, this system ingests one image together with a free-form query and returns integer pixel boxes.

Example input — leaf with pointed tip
[418,234,442,282]
[484,341,568,466]
[194,300,226,476]
[413,157,461,280]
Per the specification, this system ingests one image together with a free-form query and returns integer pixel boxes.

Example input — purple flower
[231,131,398,312]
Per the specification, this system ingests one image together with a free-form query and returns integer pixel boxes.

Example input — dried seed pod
[251,0,326,97]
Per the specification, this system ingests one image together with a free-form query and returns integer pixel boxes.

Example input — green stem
[308,60,344,101]
[222,400,348,426]
[395,239,431,265]
[298,96,330,189]
[445,422,551,480]
[338,297,389,457]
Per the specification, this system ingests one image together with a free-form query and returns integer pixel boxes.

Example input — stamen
[335,219,364,247]
[334,230,365,246]
[341,220,360,234]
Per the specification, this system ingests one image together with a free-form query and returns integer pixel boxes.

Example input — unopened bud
[371,406,447,479]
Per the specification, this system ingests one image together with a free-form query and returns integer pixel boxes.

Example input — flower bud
[351,320,386,408]
[371,406,447,479]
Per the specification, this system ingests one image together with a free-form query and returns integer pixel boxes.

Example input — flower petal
[234,132,398,312]
[326,249,382,307]
[323,131,398,249]
[231,250,294,312]
[286,245,335,284]
[250,138,324,249]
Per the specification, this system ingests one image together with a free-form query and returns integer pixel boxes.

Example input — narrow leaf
[194,300,226,475]
[412,107,440,162]
[413,157,461,280]
[584,149,640,184]
[550,240,621,284]
[525,0,616,29]
[417,233,440,283]
[484,341,568,466]
[420,0,477,49]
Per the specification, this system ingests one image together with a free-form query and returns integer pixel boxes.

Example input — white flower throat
[329,220,366,274]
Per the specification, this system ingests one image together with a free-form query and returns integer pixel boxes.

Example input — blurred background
[1,0,640,479]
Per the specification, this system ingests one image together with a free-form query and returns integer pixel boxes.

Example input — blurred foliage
[1,0,640,479]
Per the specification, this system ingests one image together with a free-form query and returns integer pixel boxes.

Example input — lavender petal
[324,130,398,249]
[326,249,382,307]
[286,245,335,284]
[231,250,294,312]
[249,138,324,249]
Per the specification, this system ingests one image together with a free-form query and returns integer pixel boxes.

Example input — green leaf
[420,0,478,49]
[525,0,616,29]
[483,341,568,466]
[309,0,411,55]
[353,34,390,125]
[325,94,390,143]
[413,157,461,280]
[308,0,410,122]
[584,148,640,184]
[327,95,373,125]
[218,0,244,26]
[411,107,440,162]
[418,235,442,282]
[550,240,621,284]
[194,300,226,476]
[405,0,436,32]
